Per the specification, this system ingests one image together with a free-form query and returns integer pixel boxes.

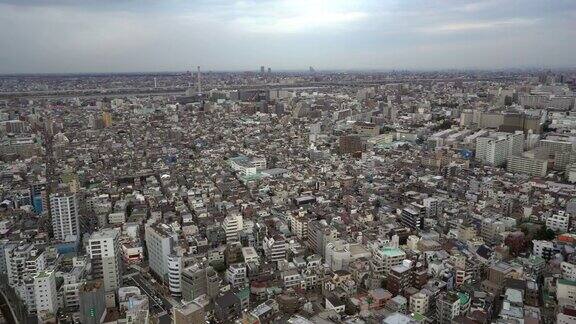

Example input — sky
[0,0,574,73]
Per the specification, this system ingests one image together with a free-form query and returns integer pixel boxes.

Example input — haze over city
[0,0,575,73]
[1,1,576,324]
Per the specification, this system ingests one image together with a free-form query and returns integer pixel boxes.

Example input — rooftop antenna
[197,66,202,94]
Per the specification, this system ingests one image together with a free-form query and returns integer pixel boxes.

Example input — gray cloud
[0,0,574,73]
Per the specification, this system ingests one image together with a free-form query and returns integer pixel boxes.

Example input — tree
[534,226,556,241]
[505,231,526,257]
[431,120,454,131]
[210,260,227,273]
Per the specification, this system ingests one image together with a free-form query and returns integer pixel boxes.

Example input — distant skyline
[0,0,575,74]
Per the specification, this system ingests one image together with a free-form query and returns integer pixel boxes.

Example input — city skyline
[0,0,574,73]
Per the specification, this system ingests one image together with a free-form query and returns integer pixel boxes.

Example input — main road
[0,289,18,324]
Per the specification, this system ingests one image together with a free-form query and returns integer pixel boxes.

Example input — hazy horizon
[1,0,574,74]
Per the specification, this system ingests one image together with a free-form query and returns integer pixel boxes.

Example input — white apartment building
[476,137,508,166]
[145,223,177,281]
[475,132,524,167]
[34,269,58,318]
[108,212,126,225]
[370,246,406,277]
[223,213,243,243]
[546,211,570,233]
[423,197,441,217]
[281,269,302,288]
[533,240,556,259]
[225,263,247,289]
[50,192,79,242]
[289,211,309,240]
[87,228,122,292]
[5,244,47,313]
[325,240,351,271]
[557,279,576,304]
[241,247,259,263]
[561,262,576,281]
[507,154,548,177]
[167,254,183,297]
[480,218,505,245]
[263,234,287,263]
[410,292,429,315]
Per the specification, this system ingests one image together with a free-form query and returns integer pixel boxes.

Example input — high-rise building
[423,197,441,218]
[475,131,524,166]
[480,218,505,245]
[33,269,58,319]
[410,292,429,315]
[371,246,406,278]
[87,228,122,292]
[475,136,508,166]
[50,191,80,242]
[435,292,461,324]
[145,223,177,281]
[506,131,525,156]
[400,207,424,230]
[386,264,412,295]
[263,234,287,263]
[307,220,338,257]
[507,153,548,177]
[102,111,112,128]
[181,264,220,302]
[260,66,265,74]
[5,243,47,313]
[167,254,183,297]
[546,211,570,233]
[339,135,363,155]
[222,213,243,243]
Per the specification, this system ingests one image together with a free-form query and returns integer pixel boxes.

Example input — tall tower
[50,191,79,242]
[197,66,202,94]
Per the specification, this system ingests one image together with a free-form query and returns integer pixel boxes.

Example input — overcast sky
[0,0,574,73]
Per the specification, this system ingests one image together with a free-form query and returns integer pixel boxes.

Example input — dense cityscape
[0,68,575,324]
